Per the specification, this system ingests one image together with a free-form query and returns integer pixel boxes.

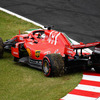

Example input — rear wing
[71,41,100,56]
[71,42,100,49]
[64,42,100,59]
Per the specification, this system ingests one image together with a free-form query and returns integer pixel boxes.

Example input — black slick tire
[42,54,64,77]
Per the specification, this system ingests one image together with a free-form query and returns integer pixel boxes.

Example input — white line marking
[0,7,44,28]
[76,84,100,93]
[61,94,96,100]
[83,75,100,82]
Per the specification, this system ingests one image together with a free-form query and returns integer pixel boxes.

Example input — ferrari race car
[0,27,100,77]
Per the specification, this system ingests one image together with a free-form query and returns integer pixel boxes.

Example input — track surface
[0,0,100,44]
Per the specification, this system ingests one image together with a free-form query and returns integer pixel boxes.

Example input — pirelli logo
[35,50,41,58]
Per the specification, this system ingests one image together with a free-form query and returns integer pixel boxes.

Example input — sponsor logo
[13,52,18,55]
[35,50,41,58]
[44,51,51,54]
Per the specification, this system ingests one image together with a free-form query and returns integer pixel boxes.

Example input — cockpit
[32,30,45,39]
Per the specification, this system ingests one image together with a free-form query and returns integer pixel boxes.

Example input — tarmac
[0,0,100,44]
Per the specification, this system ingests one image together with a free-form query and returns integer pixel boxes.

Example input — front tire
[0,37,4,58]
[42,54,64,77]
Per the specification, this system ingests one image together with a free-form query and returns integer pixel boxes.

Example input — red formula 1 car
[1,27,100,77]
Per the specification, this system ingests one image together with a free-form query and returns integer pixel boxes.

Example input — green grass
[0,11,82,100]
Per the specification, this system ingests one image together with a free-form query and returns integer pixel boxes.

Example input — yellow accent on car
[26,48,31,56]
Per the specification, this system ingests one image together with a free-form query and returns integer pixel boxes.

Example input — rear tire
[0,37,4,58]
[42,54,64,77]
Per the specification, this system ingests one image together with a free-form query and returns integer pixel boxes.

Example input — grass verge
[0,10,82,100]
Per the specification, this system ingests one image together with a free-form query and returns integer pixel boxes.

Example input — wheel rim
[43,60,50,76]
